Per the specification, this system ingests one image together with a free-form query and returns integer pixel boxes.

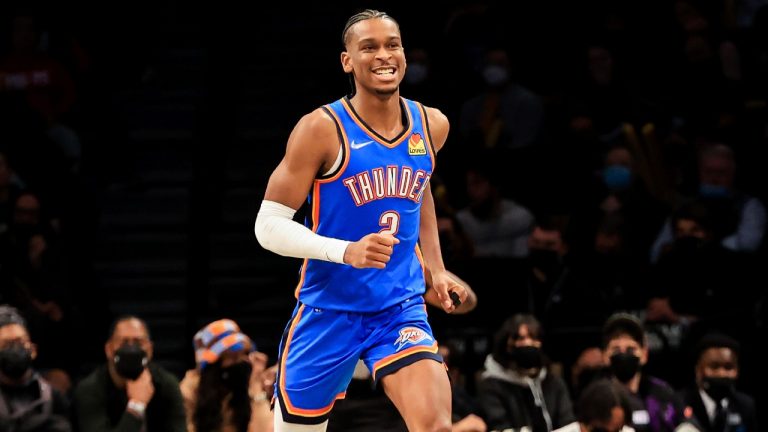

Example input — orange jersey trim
[318,106,351,184]
[278,304,346,417]
[372,341,439,381]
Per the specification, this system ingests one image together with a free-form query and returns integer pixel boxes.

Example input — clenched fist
[344,233,400,269]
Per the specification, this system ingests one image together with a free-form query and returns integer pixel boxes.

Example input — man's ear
[30,343,38,360]
[341,52,353,73]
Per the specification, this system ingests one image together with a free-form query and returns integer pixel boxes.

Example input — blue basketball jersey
[295,96,435,312]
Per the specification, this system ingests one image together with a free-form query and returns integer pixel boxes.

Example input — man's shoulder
[642,375,677,399]
[292,107,339,141]
[76,364,108,387]
[73,364,108,398]
[148,363,181,386]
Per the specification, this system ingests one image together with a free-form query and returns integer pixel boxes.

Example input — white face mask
[405,63,428,85]
[482,65,508,86]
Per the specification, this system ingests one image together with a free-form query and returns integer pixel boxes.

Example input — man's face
[342,18,405,97]
[605,148,633,170]
[105,319,152,361]
[674,218,708,240]
[528,227,565,256]
[0,324,36,358]
[507,324,542,350]
[603,334,647,366]
[696,347,738,383]
[14,194,40,226]
[466,171,492,204]
[699,156,734,189]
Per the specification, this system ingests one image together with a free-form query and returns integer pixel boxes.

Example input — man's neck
[349,91,403,139]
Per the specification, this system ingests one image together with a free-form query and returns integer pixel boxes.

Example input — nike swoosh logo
[350,140,375,150]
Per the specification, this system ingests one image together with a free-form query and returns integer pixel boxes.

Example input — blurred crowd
[1,0,767,431]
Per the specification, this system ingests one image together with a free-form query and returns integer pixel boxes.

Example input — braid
[341,9,398,48]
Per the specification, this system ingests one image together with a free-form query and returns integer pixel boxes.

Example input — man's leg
[380,358,452,432]
[275,400,329,432]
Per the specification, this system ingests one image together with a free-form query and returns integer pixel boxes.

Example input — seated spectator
[0,305,70,432]
[651,144,765,262]
[456,164,534,258]
[677,333,758,432]
[0,14,81,173]
[648,200,754,332]
[73,316,186,432]
[601,313,686,432]
[459,48,544,150]
[554,379,634,432]
[478,314,575,432]
[179,319,273,432]
[4,192,70,373]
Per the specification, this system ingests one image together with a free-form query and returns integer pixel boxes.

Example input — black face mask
[609,352,640,383]
[0,345,33,379]
[221,361,252,394]
[512,345,543,370]
[114,344,148,380]
[701,376,735,401]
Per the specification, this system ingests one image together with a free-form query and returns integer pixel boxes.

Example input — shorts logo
[408,133,427,156]
[394,327,432,351]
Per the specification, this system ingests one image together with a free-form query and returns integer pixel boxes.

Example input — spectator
[73,316,186,432]
[0,14,81,172]
[648,200,754,331]
[651,144,765,262]
[179,319,273,432]
[601,313,686,432]
[459,48,544,150]
[677,333,758,432]
[553,379,634,432]
[456,164,534,258]
[0,305,70,432]
[478,314,575,432]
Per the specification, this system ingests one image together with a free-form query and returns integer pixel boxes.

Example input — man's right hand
[344,233,400,269]
[126,369,154,405]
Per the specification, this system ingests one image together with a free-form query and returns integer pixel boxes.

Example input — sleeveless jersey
[295,96,436,312]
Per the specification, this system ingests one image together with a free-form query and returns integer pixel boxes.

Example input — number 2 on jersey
[379,211,401,236]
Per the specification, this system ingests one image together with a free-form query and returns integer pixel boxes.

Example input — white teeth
[374,68,394,75]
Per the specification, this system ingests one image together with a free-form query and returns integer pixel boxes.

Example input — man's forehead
[113,319,148,338]
[0,323,30,340]
[348,19,400,43]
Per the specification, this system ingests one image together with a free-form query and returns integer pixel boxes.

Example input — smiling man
[254,8,467,432]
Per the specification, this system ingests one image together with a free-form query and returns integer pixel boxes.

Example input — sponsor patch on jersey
[394,327,432,351]
[408,133,427,156]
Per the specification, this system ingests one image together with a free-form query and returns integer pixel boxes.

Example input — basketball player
[254,9,467,432]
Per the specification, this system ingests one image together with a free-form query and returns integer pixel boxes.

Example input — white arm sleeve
[254,200,350,264]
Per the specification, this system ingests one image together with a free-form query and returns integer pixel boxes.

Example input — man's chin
[374,85,398,97]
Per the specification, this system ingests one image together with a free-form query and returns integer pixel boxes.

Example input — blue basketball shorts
[272,295,443,425]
